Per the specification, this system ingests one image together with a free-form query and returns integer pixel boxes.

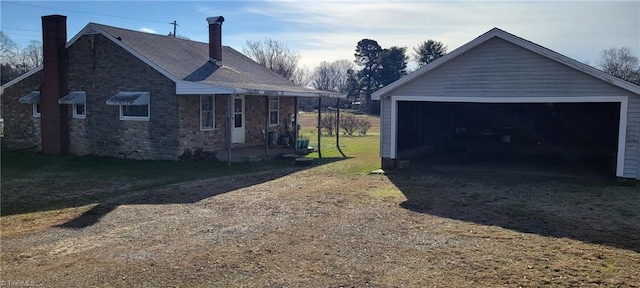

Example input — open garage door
[395,99,624,176]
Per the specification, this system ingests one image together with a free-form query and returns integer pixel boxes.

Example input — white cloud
[139,27,157,34]
[240,1,639,70]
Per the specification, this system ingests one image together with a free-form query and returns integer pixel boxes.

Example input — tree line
[1,31,43,85]
[1,29,638,113]
[244,37,447,114]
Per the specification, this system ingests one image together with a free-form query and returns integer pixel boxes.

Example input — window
[269,96,279,126]
[59,91,87,119]
[106,92,150,121]
[200,95,215,130]
[73,104,86,118]
[120,105,149,121]
[18,91,40,117]
[33,103,41,117]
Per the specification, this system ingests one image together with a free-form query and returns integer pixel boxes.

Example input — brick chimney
[206,16,224,64]
[40,15,69,154]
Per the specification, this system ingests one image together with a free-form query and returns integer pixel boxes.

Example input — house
[372,28,640,179]
[1,15,340,160]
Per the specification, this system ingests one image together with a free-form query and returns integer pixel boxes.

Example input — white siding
[381,37,640,178]
[626,96,640,179]
[380,98,391,158]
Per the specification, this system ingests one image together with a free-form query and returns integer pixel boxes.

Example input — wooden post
[336,98,346,158]
[317,97,322,158]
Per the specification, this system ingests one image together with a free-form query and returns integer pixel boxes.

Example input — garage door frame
[389,95,629,177]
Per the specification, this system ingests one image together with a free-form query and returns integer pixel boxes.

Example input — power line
[3,32,41,38]
[1,27,42,33]
[3,1,169,24]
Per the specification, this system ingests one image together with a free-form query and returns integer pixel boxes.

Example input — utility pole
[170,20,178,37]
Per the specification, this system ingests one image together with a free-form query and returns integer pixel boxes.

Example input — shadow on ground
[387,157,640,252]
[56,158,344,229]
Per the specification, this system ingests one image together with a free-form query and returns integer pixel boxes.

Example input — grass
[3,111,640,287]
[0,111,382,216]
[0,152,294,216]
[297,112,381,175]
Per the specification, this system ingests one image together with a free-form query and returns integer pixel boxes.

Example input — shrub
[358,118,372,136]
[340,114,359,136]
[179,147,218,161]
[320,113,335,136]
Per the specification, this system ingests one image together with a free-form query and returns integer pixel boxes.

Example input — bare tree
[290,66,311,87]
[1,32,41,84]
[311,59,355,92]
[243,38,302,82]
[19,40,43,68]
[0,31,18,64]
[598,47,640,84]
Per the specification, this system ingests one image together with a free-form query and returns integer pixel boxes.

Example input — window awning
[58,91,86,105]
[19,91,40,104]
[106,92,150,106]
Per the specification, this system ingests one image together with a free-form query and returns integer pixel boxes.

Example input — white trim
[372,28,640,100]
[389,98,397,161]
[72,103,86,119]
[231,95,246,143]
[32,102,41,117]
[618,99,629,178]
[176,81,238,95]
[200,95,215,131]
[389,95,629,177]
[269,96,279,126]
[1,66,43,91]
[119,104,150,121]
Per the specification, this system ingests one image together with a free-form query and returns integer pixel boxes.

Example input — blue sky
[1,1,639,71]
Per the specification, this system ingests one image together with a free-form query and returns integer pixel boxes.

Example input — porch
[214,145,312,163]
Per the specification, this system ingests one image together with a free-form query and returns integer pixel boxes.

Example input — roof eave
[0,65,43,93]
[372,27,640,99]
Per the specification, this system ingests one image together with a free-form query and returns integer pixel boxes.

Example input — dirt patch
[1,167,639,287]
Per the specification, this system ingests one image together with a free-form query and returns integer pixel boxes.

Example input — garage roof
[372,28,640,100]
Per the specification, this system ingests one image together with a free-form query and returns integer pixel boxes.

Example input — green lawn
[0,152,294,216]
[298,112,381,175]
[0,112,382,216]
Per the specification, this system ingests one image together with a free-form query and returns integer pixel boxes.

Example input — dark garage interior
[397,101,621,175]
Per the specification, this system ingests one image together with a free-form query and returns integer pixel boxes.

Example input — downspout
[317,96,322,158]
[336,98,346,158]
[264,95,269,156]
[293,96,298,147]
[227,94,232,166]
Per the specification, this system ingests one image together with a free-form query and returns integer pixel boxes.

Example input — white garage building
[373,28,640,179]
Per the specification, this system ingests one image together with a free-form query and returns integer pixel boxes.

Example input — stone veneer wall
[177,95,296,153]
[65,33,179,159]
[178,95,227,153]
[1,70,44,150]
[3,33,300,159]
[233,96,295,148]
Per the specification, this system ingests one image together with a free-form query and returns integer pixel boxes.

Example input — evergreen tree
[378,46,408,86]
[413,40,447,67]
[354,39,382,114]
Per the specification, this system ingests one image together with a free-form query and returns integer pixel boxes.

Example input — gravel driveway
[2,165,639,287]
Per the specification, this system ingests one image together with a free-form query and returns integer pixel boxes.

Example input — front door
[231,95,245,143]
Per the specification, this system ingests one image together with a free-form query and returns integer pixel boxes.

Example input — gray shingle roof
[93,24,332,96]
